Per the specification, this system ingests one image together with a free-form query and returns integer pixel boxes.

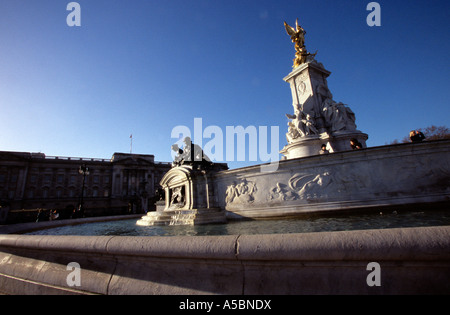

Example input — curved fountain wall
[137,140,450,226]
[0,225,449,295]
[216,140,450,219]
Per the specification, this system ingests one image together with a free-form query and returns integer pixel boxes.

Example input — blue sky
[0,0,449,169]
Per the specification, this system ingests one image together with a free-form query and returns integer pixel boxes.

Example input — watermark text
[171,118,280,172]
[66,2,81,27]
[66,262,81,287]
[366,262,381,287]
[366,2,381,27]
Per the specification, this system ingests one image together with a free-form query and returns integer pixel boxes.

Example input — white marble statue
[286,121,301,142]
[318,83,357,133]
[286,107,318,140]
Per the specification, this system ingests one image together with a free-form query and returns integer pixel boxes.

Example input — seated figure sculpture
[172,137,212,168]
[285,107,318,141]
[317,84,357,133]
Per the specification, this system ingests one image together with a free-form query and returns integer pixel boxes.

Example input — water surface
[27,210,450,237]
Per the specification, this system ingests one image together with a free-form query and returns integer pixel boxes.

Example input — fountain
[136,19,450,226]
[137,138,229,226]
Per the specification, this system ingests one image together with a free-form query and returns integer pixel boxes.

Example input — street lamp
[78,164,90,217]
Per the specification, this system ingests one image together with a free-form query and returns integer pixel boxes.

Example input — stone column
[284,61,331,134]
[281,61,331,159]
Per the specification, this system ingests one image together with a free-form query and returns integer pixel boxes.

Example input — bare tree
[420,125,450,141]
[388,125,450,144]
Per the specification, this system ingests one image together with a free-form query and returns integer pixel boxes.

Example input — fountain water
[137,208,226,226]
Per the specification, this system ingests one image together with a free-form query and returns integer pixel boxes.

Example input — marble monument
[280,19,368,159]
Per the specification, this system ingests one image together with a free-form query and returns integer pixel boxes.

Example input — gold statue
[284,19,316,68]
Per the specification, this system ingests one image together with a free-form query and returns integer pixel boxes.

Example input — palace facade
[0,151,171,223]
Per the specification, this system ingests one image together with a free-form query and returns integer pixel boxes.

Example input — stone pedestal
[284,61,331,134]
[281,59,368,159]
[279,135,325,159]
[330,131,369,152]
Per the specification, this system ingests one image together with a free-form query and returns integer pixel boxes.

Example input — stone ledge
[0,225,449,294]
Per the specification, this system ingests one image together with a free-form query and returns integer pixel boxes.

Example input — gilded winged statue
[284,19,306,49]
[284,19,316,68]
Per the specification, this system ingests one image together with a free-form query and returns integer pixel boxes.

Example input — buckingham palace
[0,151,171,223]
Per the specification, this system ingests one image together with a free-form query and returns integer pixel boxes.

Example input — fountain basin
[150,140,450,224]
[1,139,449,294]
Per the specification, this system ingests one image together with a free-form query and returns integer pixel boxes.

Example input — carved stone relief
[295,73,311,103]
[297,81,307,95]
[268,172,335,202]
[266,155,450,205]
[168,185,185,209]
[225,179,257,205]
[269,183,298,201]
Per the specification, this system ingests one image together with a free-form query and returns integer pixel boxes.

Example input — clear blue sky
[0,0,449,169]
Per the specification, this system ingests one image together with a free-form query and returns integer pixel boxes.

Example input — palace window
[30,174,37,184]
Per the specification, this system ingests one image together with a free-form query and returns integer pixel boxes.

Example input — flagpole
[130,134,133,154]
